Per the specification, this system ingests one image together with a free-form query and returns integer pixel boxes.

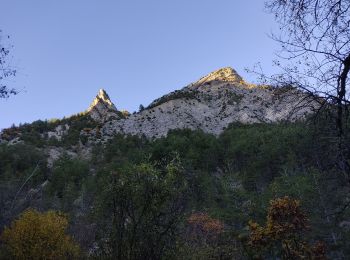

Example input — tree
[181,212,228,259]
[0,30,17,98]
[248,197,326,259]
[95,161,188,260]
[187,212,224,246]
[0,208,80,259]
[262,1,350,136]
[261,0,350,189]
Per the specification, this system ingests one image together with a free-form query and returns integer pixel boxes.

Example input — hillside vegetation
[1,115,349,259]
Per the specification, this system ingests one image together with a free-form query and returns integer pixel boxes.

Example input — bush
[248,197,326,259]
[1,208,80,259]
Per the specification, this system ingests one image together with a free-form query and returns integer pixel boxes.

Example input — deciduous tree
[95,161,188,260]
[248,196,326,259]
[0,30,17,99]
[0,208,80,259]
[264,0,350,135]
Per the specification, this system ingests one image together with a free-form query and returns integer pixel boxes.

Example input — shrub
[248,197,326,259]
[1,208,80,259]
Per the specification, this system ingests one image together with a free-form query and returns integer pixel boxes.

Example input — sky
[0,0,279,129]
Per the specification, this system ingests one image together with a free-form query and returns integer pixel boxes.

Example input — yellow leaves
[266,196,309,240]
[259,197,306,239]
[248,220,269,248]
[1,208,80,260]
[247,197,326,259]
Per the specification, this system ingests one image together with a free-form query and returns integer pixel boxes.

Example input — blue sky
[0,0,279,129]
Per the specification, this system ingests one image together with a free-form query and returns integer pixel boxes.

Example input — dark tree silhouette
[263,0,350,135]
[262,0,350,222]
[0,30,17,98]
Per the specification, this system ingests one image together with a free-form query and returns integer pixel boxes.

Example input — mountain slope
[0,67,318,145]
[94,67,316,139]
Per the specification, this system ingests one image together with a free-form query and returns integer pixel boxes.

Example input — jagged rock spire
[87,89,119,122]
[89,89,116,110]
[194,67,243,86]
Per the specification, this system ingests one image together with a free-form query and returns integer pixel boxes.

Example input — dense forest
[0,112,349,259]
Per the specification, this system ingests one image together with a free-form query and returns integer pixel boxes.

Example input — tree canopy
[0,209,80,259]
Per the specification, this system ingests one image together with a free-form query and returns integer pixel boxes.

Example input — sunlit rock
[87,89,119,122]
[97,67,318,140]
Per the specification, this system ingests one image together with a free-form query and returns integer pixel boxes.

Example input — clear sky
[0,0,279,129]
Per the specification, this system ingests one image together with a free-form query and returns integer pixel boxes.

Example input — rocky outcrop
[87,89,120,122]
[193,67,243,86]
[88,67,318,140]
[47,124,70,141]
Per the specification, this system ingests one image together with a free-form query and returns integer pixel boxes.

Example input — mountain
[86,88,120,122]
[84,67,316,141]
[1,67,345,259]
[1,67,317,145]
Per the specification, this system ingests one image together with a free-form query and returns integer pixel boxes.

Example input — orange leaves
[186,212,224,247]
[248,197,309,248]
[248,197,326,259]
[266,196,309,240]
[1,208,80,259]
[188,212,224,236]
[247,220,269,248]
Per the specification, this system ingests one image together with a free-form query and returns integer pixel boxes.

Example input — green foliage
[151,129,221,171]
[1,113,98,147]
[46,157,89,211]
[93,161,188,259]
[147,89,201,109]
[60,113,98,147]
[1,118,349,258]
[0,143,47,227]
[103,134,150,165]
[219,123,312,191]
[0,143,46,177]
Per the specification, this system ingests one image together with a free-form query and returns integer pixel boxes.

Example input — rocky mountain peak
[97,67,317,140]
[95,89,115,108]
[194,67,243,86]
[87,89,119,122]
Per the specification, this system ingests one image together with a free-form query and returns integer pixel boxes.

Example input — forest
[1,0,350,259]
[0,113,349,259]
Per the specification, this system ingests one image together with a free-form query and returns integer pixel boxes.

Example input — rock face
[0,67,318,145]
[90,67,317,140]
[87,89,119,122]
[193,67,243,86]
[47,124,70,141]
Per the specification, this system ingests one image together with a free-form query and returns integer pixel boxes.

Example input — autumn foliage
[186,212,225,251]
[248,197,326,259]
[188,212,224,238]
[0,208,80,259]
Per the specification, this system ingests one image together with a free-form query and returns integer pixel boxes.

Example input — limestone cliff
[0,67,319,146]
[87,89,119,122]
[84,67,318,141]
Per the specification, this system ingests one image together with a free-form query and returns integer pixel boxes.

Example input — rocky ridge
[0,67,318,166]
[84,67,317,141]
[0,67,318,146]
